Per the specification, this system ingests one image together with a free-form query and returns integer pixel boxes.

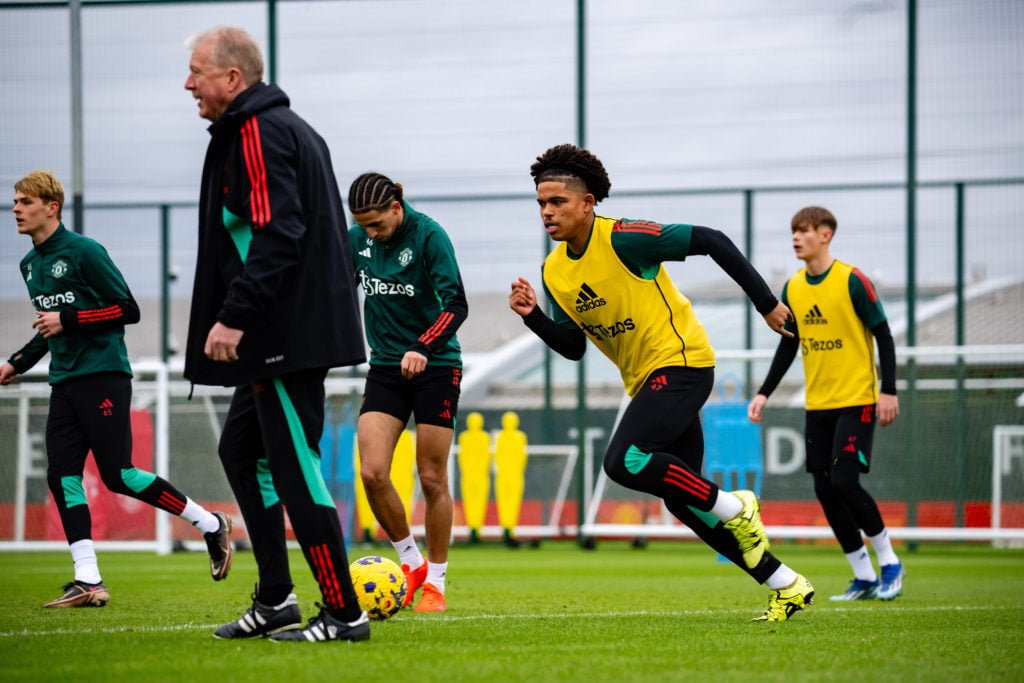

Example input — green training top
[349,201,466,367]
[9,224,136,384]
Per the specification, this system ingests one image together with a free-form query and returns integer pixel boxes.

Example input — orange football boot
[401,561,428,608]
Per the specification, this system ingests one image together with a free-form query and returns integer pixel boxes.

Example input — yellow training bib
[542,216,714,396]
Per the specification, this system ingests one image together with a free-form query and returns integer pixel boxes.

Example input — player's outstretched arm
[509,277,585,360]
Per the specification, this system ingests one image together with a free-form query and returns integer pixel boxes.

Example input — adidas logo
[803,304,828,325]
[438,399,452,420]
[99,398,114,417]
[574,283,607,312]
[99,398,114,409]
[649,374,668,391]
[358,248,371,258]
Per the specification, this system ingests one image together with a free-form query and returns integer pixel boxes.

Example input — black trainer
[214,590,302,639]
[270,605,370,643]
[204,512,233,581]
[44,580,110,608]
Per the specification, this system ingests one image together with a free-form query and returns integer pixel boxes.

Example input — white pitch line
[0,604,1015,639]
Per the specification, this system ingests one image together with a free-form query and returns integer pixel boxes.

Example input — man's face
[791,222,830,261]
[352,201,404,243]
[12,191,58,242]
[536,180,594,250]
[185,40,236,122]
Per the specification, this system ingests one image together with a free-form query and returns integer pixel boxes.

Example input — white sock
[868,529,900,567]
[180,499,220,534]
[765,564,797,590]
[710,490,743,521]
[392,533,424,569]
[427,561,448,594]
[845,545,878,582]
[70,539,102,584]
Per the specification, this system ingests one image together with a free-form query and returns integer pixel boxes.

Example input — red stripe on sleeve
[241,118,272,228]
[613,220,662,236]
[77,305,123,323]
[851,268,879,303]
[418,311,454,345]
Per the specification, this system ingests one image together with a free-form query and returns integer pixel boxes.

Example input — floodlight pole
[905,0,920,538]
[574,0,590,547]
[70,0,84,234]
[267,0,277,84]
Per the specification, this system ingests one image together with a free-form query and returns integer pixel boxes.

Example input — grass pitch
[1,541,1021,682]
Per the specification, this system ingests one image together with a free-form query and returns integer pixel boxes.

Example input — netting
[0,1,1022,550]
[3,346,1021,551]
[580,346,1024,544]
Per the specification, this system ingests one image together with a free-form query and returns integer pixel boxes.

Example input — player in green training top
[747,206,905,602]
[508,144,814,622]
[347,172,468,613]
[1,170,232,608]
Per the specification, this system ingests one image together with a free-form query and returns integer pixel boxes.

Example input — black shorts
[607,365,713,473]
[804,404,877,474]
[359,365,462,429]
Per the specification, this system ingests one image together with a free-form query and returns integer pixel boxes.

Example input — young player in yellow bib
[509,144,814,621]
[747,206,905,601]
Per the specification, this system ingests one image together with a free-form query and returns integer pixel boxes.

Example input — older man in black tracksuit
[184,26,368,643]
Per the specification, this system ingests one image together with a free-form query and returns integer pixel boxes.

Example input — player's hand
[509,277,537,317]
[401,350,427,379]
[877,393,899,426]
[204,322,244,362]
[762,302,795,338]
[747,394,768,423]
[31,311,64,339]
[0,362,17,386]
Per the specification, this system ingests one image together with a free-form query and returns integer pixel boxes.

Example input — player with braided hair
[510,144,814,622]
[348,172,467,613]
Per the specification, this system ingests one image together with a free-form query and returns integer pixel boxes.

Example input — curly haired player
[509,143,814,621]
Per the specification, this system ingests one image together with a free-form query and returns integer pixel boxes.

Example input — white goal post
[992,425,1024,544]
[6,360,174,552]
[440,444,578,542]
